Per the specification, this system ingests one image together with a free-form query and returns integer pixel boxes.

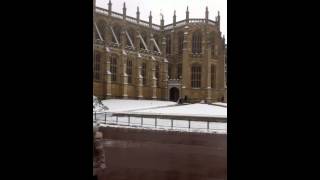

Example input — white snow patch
[212,102,227,107]
[102,99,177,112]
[132,103,227,118]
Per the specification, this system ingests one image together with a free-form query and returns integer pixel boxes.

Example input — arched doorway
[169,87,180,102]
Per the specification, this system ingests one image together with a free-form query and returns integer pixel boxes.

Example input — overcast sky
[96,0,227,41]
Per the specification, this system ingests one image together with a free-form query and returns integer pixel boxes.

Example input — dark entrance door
[169,87,180,102]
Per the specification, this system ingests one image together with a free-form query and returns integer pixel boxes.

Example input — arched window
[166,35,171,54]
[94,51,101,80]
[110,55,117,82]
[192,31,202,54]
[211,64,216,88]
[156,63,160,87]
[127,28,135,47]
[178,31,184,55]
[191,65,201,88]
[112,25,121,44]
[126,58,133,84]
[142,63,147,85]
[97,20,107,40]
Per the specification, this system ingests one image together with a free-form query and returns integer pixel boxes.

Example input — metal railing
[93,111,227,133]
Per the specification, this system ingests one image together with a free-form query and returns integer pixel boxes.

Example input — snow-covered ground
[101,99,177,112]
[132,103,227,118]
[212,102,227,107]
[94,99,227,134]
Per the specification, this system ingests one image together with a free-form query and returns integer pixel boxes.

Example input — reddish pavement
[98,126,227,180]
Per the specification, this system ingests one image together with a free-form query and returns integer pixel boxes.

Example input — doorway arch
[169,87,180,102]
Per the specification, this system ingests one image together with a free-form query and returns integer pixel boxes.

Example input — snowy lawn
[94,99,227,134]
[131,103,227,118]
[212,102,227,107]
[101,99,177,112]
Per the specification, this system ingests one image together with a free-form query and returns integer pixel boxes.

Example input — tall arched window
[142,63,147,85]
[94,51,101,80]
[110,55,117,82]
[211,64,216,88]
[156,63,160,87]
[166,35,171,54]
[112,25,121,44]
[126,58,133,84]
[97,20,107,40]
[191,65,201,88]
[192,31,202,54]
[178,31,184,55]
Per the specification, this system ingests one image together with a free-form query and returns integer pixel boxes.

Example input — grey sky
[96,0,227,41]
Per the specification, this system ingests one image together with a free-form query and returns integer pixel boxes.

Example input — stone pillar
[108,0,112,16]
[205,6,209,23]
[163,59,169,100]
[181,26,189,99]
[122,2,126,20]
[120,27,128,98]
[135,29,143,99]
[204,26,212,103]
[137,57,143,99]
[105,53,112,98]
[186,6,189,23]
[136,7,140,24]
[151,57,157,99]
[217,39,225,99]
[173,10,176,27]
[122,55,128,98]
[161,36,169,100]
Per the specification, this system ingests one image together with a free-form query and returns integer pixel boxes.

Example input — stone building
[93,0,226,103]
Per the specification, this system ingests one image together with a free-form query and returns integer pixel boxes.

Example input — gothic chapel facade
[93,0,226,103]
